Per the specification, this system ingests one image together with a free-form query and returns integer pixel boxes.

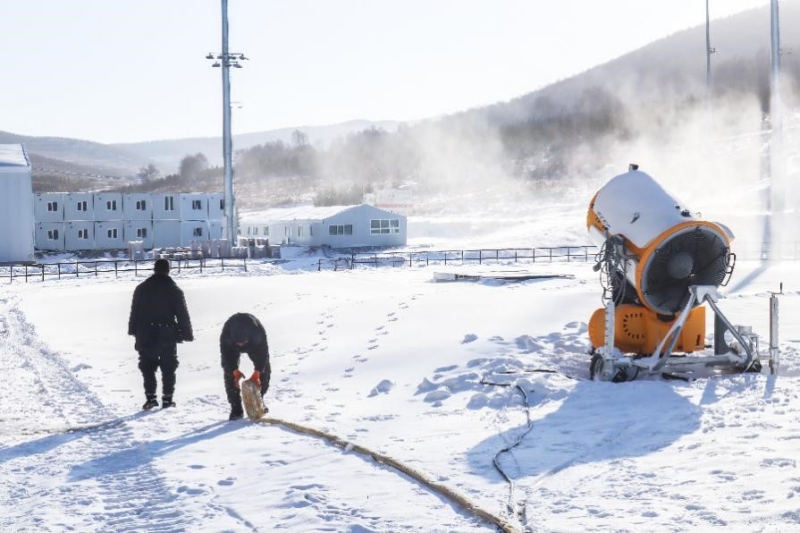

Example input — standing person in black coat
[220,313,271,420]
[128,258,194,410]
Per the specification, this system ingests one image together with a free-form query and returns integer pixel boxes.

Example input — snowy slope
[2,250,800,532]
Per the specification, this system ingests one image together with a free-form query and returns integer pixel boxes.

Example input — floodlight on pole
[206,0,248,247]
[705,0,716,102]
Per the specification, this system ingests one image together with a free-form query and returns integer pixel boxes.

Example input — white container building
[123,193,154,221]
[94,221,125,249]
[124,220,154,249]
[35,222,66,252]
[34,192,65,222]
[239,204,407,249]
[153,219,182,248]
[94,192,124,221]
[208,193,225,220]
[0,145,35,263]
[64,221,95,251]
[64,192,94,221]
[152,193,180,220]
[180,193,210,221]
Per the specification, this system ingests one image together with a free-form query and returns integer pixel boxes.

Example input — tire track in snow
[0,295,191,532]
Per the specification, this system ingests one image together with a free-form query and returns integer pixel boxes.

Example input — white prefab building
[94,192,124,221]
[180,221,211,246]
[124,220,154,249]
[180,193,210,221]
[152,193,181,220]
[34,192,65,222]
[64,221,95,251]
[36,222,66,252]
[0,145,35,263]
[64,192,94,221]
[94,221,125,249]
[240,204,407,249]
[123,193,154,221]
[208,193,225,220]
[153,219,181,248]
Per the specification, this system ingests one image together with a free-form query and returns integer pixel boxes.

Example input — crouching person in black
[220,313,271,420]
[128,258,194,410]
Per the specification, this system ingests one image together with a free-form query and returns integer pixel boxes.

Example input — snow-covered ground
[2,208,800,532]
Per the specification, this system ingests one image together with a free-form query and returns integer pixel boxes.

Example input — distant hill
[469,4,798,126]
[0,131,151,177]
[111,119,403,172]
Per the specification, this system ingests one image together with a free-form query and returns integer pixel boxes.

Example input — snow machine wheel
[590,353,636,382]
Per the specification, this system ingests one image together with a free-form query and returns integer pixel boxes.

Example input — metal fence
[2,257,249,283]
[318,246,598,271]
[317,242,800,271]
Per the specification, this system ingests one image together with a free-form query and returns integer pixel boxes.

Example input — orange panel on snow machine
[589,304,706,355]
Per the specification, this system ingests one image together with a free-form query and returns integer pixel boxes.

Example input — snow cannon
[586,165,779,381]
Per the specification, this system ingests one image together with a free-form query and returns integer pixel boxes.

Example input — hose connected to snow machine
[254,416,521,533]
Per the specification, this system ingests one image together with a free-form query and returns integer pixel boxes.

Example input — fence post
[244,257,247,273]
[567,248,571,262]
[76,261,79,278]
[115,261,118,278]
[25,265,28,283]
[41,264,45,282]
[58,263,62,280]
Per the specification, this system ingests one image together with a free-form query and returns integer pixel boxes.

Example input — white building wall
[64,221,95,251]
[0,145,36,263]
[94,192,123,221]
[180,221,210,246]
[180,193,209,221]
[123,193,154,221]
[94,221,125,249]
[207,220,224,241]
[35,222,65,252]
[320,205,407,248]
[153,219,182,248]
[34,192,65,222]
[208,193,225,220]
[124,220,154,249]
[152,193,180,220]
[64,192,94,221]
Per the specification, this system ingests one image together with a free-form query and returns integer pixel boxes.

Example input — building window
[106,200,117,210]
[136,228,148,238]
[47,229,59,240]
[328,224,353,236]
[263,227,269,236]
[192,200,202,210]
[164,196,175,211]
[220,199,225,210]
[78,229,89,239]
[136,200,147,211]
[193,228,203,237]
[47,201,59,212]
[77,201,88,211]
[298,226,304,237]
[370,219,400,235]
[107,228,118,239]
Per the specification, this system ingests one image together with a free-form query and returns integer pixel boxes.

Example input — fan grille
[641,226,729,315]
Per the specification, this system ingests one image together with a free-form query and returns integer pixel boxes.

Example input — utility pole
[705,0,716,105]
[770,0,783,212]
[206,0,247,247]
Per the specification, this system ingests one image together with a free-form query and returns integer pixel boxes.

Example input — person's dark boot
[229,403,244,420]
[142,397,159,410]
[162,396,176,408]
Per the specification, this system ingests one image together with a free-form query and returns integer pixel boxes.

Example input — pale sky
[0,0,772,144]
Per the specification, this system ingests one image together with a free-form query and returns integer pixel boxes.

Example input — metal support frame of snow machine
[591,285,780,381]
